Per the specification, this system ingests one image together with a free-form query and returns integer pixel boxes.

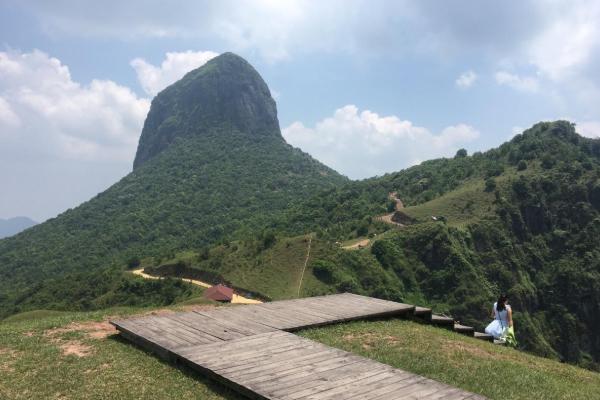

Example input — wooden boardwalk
[111,293,486,399]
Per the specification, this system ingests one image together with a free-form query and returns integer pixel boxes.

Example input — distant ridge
[0,216,37,239]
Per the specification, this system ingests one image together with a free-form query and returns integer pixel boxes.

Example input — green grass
[2,310,70,323]
[402,178,496,227]
[163,235,334,300]
[0,307,243,400]
[300,319,600,400]
[3,305,600,400]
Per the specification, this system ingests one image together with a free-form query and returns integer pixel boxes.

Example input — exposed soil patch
[45,320,117,340]
[375,192,407,227]
[343,333,403,349]
[442,340,497,359]
[342,239,370,250]
[60,341,93,357]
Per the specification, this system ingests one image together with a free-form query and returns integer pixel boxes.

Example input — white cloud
[131,50,219,96]
[0,50,150,161]
[283,105,479,179]
[495,71,539,93]
[525,1,600,81]
[0,97,20,127]
[455,70,477,89]
[0,49,150,220]
[577,121,600,138]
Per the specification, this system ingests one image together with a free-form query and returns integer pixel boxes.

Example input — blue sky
[1,0,600,221]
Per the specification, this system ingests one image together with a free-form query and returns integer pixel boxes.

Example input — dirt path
[296,234,313,297]
[131,268,261,304]
[390,191,404,211]
[375,192,405,226]
[341,239,370,250]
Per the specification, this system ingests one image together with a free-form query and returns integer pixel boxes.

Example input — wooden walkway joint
[111,293,486,399]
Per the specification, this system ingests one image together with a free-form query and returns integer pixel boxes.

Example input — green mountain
[0,52,345,317]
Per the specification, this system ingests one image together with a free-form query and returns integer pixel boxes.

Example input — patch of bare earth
[0,347,21,372]
[442,340,497,359]
[45,320,117,341]
[342,239,371,250]
[60,341,93,357]
[343,333,403,351]
[44,321,117,358]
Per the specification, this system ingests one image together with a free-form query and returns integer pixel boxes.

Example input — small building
[204,284,234,302]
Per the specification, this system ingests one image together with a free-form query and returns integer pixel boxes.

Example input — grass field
[301,319,600,400]
[402,178,496,228]
[3,305,600,399]
[0,306,244,400]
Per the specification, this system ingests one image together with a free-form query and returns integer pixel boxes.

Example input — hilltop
[1,303,598,400]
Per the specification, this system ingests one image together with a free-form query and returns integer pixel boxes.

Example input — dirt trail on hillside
[296,234,313,297]
[375,192,405,226]
[131,268,262,304]
[342,239,371,250]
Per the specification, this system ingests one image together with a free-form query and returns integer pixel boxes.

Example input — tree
[517,160,527,171]
[455,148,468,158]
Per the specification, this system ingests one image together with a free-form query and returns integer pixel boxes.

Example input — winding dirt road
[131,268,262,304]
[375,192,405,226]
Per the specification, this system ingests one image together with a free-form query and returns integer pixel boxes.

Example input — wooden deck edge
[283,306,416,332]
[176,353,270,400]
[111,322,176,362]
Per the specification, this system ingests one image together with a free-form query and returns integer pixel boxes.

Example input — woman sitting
[485,294,516,345]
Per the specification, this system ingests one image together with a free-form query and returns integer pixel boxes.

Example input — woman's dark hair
[496,294,508,312]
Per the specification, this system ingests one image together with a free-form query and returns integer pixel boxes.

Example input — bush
[485,178,497,192]
[517,160,527,171]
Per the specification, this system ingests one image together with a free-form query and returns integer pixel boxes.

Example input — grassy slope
[0,307,243,400]
[301,319,600,400]
[402,178,496,227]
[2,307,599,400]
[157,235,335,300]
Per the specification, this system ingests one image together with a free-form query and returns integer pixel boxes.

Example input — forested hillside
[143,121,600,370]
[297,121,600,370]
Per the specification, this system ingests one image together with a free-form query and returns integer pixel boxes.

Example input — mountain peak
[133,52,280,169]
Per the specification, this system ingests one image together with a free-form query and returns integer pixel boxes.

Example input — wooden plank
[112,294,485,400]
[474,332,493,342]
[431,314,454,329]
[454,323,475,337]
[266,362,389,399]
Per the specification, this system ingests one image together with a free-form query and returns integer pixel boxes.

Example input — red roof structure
[204,284,234,302]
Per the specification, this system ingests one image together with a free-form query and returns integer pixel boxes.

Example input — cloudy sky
[1,0,600,222]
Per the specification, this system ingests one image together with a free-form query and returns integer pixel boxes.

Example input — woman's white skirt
[485,320,506,339]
